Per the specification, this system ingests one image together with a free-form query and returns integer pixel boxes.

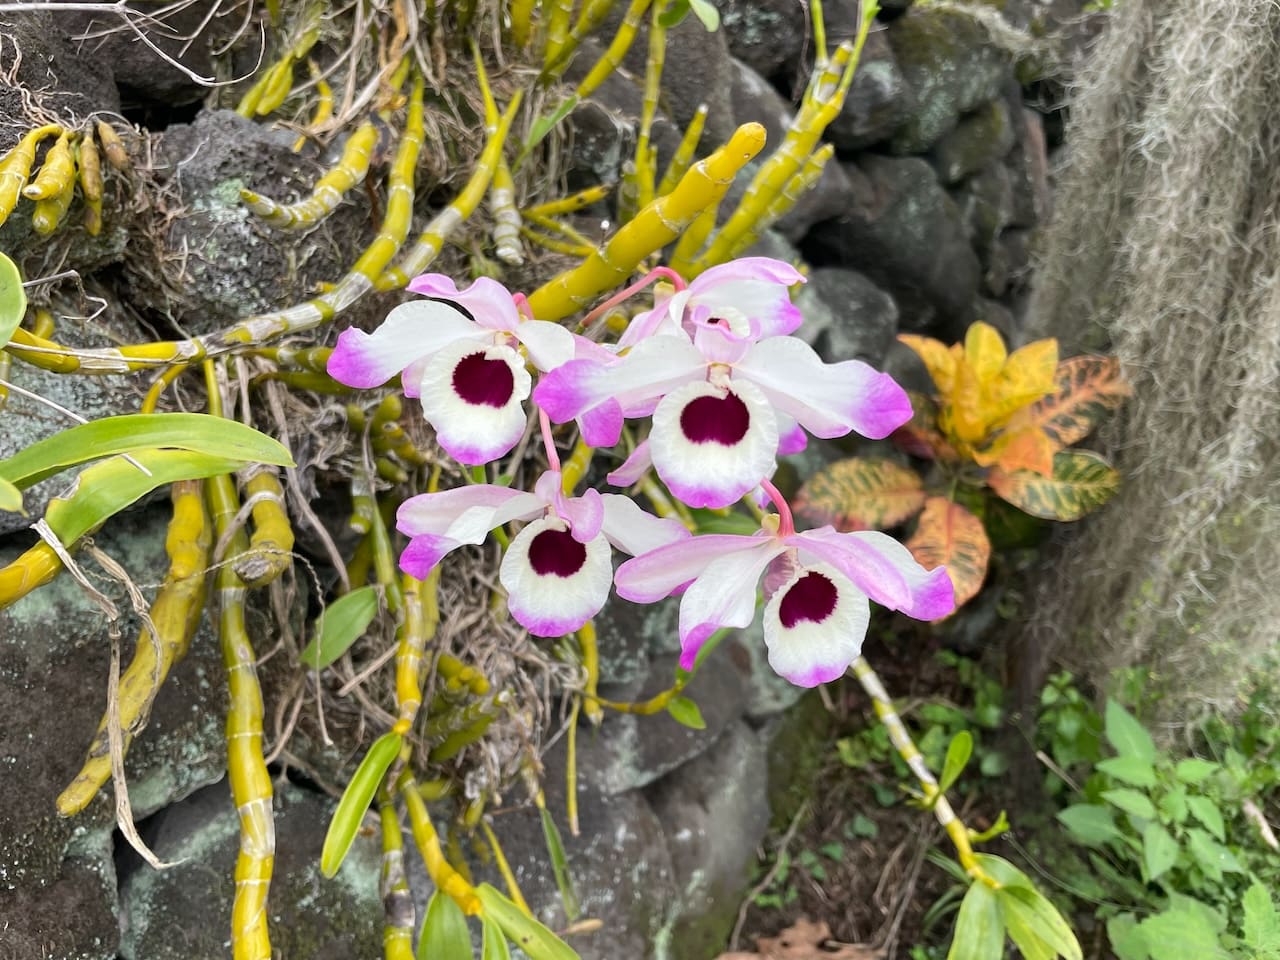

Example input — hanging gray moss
[1024,0,1280,722]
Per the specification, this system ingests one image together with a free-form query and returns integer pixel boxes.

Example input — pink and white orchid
[326,275,574,465]
[613,486,954,686]
[535,309,912,509]
[397,470,689,637]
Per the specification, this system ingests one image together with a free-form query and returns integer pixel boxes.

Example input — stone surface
[928,97,1016,185]
[826,31,911,153]
[801,266,899,367]
[803,155,980,337]
[118,779,384,959]
[715,0,807,79]
[887,7,1011,154]
[952,159,1016,273]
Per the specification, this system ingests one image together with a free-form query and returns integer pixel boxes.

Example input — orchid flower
[613,483,954,686]
[326,275,574,465]
[396,470,689,637]
[534,259,911,509]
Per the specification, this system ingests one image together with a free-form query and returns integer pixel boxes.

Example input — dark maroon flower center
[778,572,839,629]
[679,390,750,445]
[452,352,514,408]
[527,527,587,578]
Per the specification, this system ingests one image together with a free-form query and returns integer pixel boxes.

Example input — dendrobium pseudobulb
[327,258,954,687]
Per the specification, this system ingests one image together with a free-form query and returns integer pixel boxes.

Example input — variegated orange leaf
[794,457,926,531]
[1005,355,1130,451]
[988,449,1121,521]
[906,496,990,612]
[988,337,1058,424]
[891,391,957,461]
[973,424,1056,476]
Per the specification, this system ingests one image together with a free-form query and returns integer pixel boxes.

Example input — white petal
[763,562,868,687]
[649,378,779,509]
[677,539,781,668]
[606,441,652,487]
[513,319,576,372]
[500,519,614,636]
[327,300,481,388]
[599,493,690,556]
[418,340,531,465]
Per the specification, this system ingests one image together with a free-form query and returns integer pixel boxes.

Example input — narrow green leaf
[1057,804,1122,847]
[418,890,474,960]
[1185,796,1225,842]
[539,807,580,922]
[482,916,512,960]
[946,881,1003,960]
[1097,756,1157,788]
[1101,789,1157,821]
[474,884,578,960]
[686,0,721,30]
[520,96,579,164]
[998,884,1084,960]
[0,413,294,490]
[1141,822,1178,882]
[0,476,23,514]
[299,586,380,669]
[973,854,1035,891]
[657,0,690,28]
[43,450,250,546]
[665,695,706,730]
[0,251,25,348]
[1173,758,1219,784]
[939,730,974,794]
[320,731,402,878]
[1104,701,1156,762]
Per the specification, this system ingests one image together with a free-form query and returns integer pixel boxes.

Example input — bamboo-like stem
[232,467,294,588]
[656,103,708,198]
[400,772,482,914]
[378,792,415,960]
[474,47,525,266]
[722,143,834,261]
[0,124,62,227]
[541,0,574,71]
[241,121,379,230]
[633,0,669,213]
[480,819,532,915]
[576,620,602,725]
[523,182,613,217]
[392,568,438,733]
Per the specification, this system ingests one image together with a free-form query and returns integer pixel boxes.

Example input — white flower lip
[500,518,615,637]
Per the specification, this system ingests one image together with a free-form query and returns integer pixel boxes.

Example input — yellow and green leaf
[963,321,1008,384]
[906,496,990,612]
[0,250,25,347]
[1006,355,1130,451]
[899,333,959,395]
[793,457,926,531]
[988,450,1121,521]
[974,425,1056,476]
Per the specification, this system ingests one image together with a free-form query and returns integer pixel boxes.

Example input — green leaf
[686,0,720,30]
[42,450,251,546]
[1141,822,1178,881]
[972,854,1034,891]
[1185,828,1241,881]
[1103,700,1156,762]
[0,476,23,514]
[0,250,25,348]
[1185,796,1225,842]
[997,884,1084,960]
[939,730,974,794]
[946,881,1003,960]
[299,586,380,669]
[1097,756,1157,788]
[1107,914,1151,960]
[482,916,512,960]
[665,695,706,730]
[539,807,580,922]
[1242,882,1280,955]
[1136,906,1224,960]
[0,413,294,490]
[418,890,473,960]
[475,884,578,960]
[320,731,402,878]
[988,449,1121,521]
[1158,786,1188,824]
[1101,788,1157,821]
[1057,804,1122,847]
[1173,758,1219,784]
[657,0,690,27]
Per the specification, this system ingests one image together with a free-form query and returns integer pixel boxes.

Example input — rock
[647,720,771,958]
[826,31,911,153]
[715,0,807,79]
[0,501,227,956]
[952,160,1015,271]
[137,110,373,335]
[928,98,1016,185]
[803,155,979,337]
[726,58,855,243]
[887,7,1011,154]
[801,267,899,367]
[565,97,637,192]
[118,780,384,959]
[1008,105,1052,227]
[983,227,1033,302]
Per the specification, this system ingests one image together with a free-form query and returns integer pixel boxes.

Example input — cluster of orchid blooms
[327,258,955,687]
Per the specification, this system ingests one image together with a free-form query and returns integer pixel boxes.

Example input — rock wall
[0,2,1084,958]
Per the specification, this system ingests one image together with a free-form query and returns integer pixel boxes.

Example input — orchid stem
[578,266,689,331]
[760,478,795,536]
[540,409,562,473]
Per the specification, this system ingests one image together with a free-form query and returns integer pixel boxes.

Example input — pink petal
[615,533,771,604]
[418,340,532,465]
[599,493,690,556]
[560,487,605,543]
[735,337,912,440]
[577,399,625,448]
[500,520,614,636]
[763,563,869,686]
[606,441,652,487]
[777,415,808,456]
[327,301,480,389]
[686,257,804,339]
[406,274,521,331]
[397,485,539,541]
[790,527,953,619]
[649,379,779,509]
[400,534,456,579]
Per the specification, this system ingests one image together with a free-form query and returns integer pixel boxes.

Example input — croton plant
[795,322,1131,610]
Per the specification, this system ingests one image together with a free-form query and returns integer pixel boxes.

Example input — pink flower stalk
[534,259,911,509]
[396,470,689,637]
[326,275,574,465]
[613,484,954,686]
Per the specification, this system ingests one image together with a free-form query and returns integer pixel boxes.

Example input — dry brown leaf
[714,918,885,960]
